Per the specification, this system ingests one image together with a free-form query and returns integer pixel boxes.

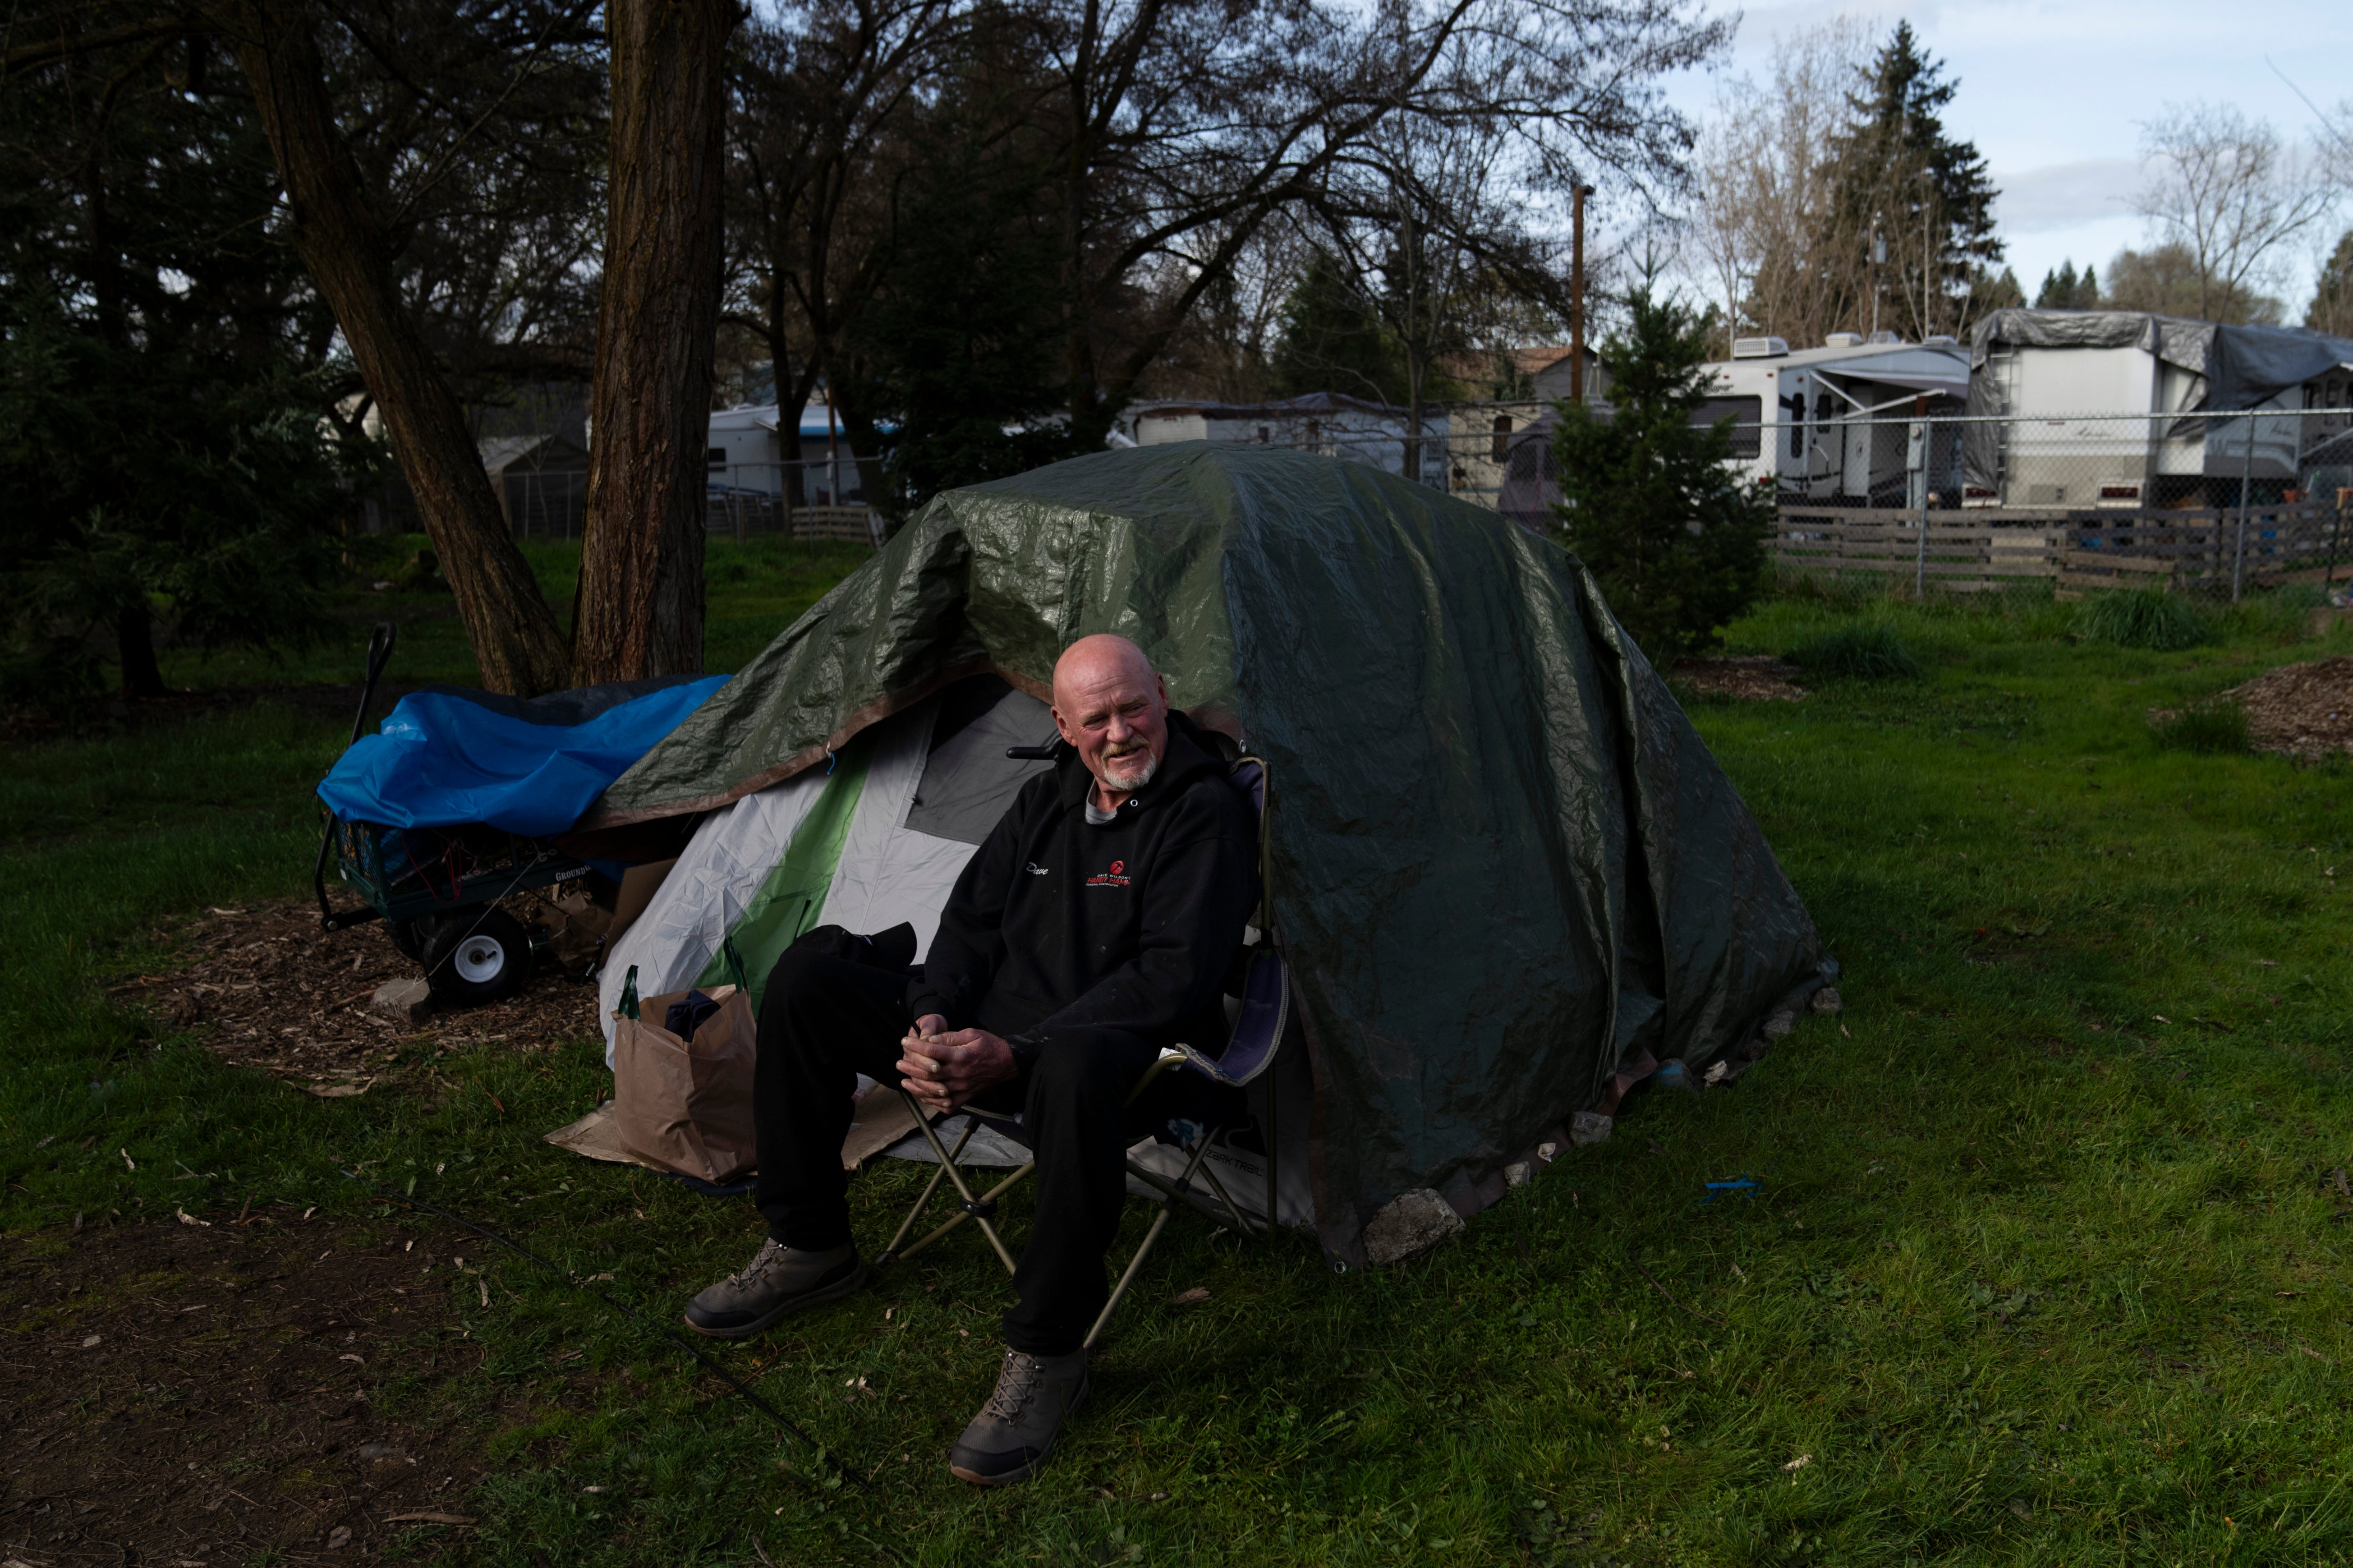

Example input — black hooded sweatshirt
[908,714,1257,1058]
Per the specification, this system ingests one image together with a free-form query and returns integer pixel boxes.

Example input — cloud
[1992,159,2148,235]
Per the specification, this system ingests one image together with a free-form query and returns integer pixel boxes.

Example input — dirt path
[1,1212,493,1563]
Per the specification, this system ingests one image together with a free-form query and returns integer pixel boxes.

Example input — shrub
[2151,701,2249,754]
[2071,588,2209,651]
[1551,289,1773,658]
[1788,621,1926,681]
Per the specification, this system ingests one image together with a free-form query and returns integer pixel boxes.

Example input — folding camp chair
[874,755,1290,1350]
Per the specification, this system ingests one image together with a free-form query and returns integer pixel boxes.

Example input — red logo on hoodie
[1085,859,1131,889]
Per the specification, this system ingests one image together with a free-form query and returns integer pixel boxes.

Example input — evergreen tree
[841,83,1084,512]
[1828,23,2003,338]
[1975,265,2026,314]
[1549,289,1772,658]
[2309,230,2353,339]
[1269,249,1408,404]
[2034,260,2099,309]
[0,293,361,707]
[0,32,372,705]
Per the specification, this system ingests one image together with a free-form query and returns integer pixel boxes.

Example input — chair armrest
[1178,948,1289,1087]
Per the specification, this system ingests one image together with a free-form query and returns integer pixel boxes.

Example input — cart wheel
[421,909,529,1007]
[387,917,427,962]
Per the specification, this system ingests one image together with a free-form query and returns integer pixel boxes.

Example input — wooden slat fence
[1775,501,2353,596]
[704,495,880,545]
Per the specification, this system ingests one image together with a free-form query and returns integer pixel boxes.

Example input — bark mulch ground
[2224,655,2353,761]
[1673,655,1809,702]
[108,899,606,1096]
[0,1212,498,1565]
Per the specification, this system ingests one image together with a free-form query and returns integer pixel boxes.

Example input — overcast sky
[1659,0,2348,321]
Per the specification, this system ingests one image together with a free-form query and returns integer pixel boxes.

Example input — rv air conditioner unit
[1866,330,1903,345]
[1823,332,1864,349]
[1732,336,1790,359]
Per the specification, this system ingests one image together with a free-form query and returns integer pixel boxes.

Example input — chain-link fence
[1390,403,2353,609]
[457,460,882,545]
[379,407,2353,607]
[1767,408,2353,606]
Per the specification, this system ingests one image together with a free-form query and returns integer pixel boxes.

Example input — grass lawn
[5,566,2352,1565]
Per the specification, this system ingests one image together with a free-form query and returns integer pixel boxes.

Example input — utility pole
[1919,167,1935,340]
[1870,228,1884,338]
[1570,184,1596,403]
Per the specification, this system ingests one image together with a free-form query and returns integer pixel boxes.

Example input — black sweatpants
[750,943,1160,1356]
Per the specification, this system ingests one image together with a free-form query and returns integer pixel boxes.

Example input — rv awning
[1817,365,1967,400]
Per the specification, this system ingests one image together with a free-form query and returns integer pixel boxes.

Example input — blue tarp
[317,676,727,837]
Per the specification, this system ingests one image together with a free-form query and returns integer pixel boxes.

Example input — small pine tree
[2034,260,2100,310]
[1550,290,1773,659]
[2308,230,2353,338]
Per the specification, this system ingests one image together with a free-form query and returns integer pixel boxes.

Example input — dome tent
[587,442,1826,1267]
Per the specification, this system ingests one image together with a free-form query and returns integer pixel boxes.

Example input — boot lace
[731,1239,785,1288]
[980,1351,1044,1424]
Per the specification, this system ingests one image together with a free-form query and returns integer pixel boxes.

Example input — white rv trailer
[1698,333,1971,505]
[1121,392,1449,487]
[1963,309,2353,508]
[704,399,870,504]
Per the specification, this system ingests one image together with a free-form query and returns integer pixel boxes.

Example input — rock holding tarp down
[1362,1189,1466,1265]
[588,443,1826,1267]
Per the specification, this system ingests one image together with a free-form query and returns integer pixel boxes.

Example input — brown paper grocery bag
[611,984,758,1185]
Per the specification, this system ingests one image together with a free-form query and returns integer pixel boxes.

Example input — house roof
[1431,346,1584,385]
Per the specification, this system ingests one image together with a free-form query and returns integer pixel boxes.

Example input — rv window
[707,447,727,466]
[1690,396,1761,459]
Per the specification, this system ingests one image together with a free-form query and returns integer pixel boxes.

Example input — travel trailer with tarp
[1698,334,1971,504]
[1963,308,2353,508]
[579,443,1829,1268]
[1490,334,1970,531]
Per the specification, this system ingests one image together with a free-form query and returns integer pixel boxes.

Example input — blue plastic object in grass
[1649,1060,1694,1092]
[1704,1177,1759,1204]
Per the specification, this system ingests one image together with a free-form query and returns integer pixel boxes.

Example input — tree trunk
[572,0,731,684]
[225,0,573,697]
[117,600,165,699]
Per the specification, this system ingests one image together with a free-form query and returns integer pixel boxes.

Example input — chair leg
[1085,1131,1220,1349]
[1190,1149,1261,1238]
[888,1090,1029,1275]
[1263,1053,1279,1236]
[894,1160,1034,1269]
[878,1116,976,1266]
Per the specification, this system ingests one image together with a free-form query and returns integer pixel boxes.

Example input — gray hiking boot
[947,1347,1090,1486]
[682,1239,868,1339]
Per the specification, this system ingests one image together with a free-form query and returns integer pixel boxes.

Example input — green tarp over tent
[591,443,1824,1264]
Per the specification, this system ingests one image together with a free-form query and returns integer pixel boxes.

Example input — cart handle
[314,622,399,932]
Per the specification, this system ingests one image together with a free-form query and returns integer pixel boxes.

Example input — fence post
[1911,416,1930,598]
[2231,411,2255,602]
[2328,487,2347,595]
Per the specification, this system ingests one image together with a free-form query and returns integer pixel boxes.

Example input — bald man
[683,635,1257,1485]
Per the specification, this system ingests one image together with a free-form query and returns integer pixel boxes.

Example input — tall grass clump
[2151,699,2250,754]
[1787,620,1925,681]
[2071,587,2209,651]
